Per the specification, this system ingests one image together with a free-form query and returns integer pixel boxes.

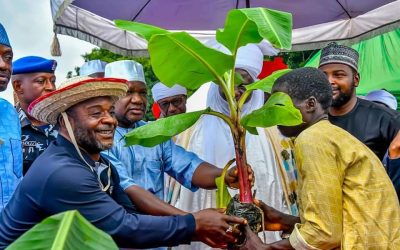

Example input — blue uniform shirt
[17,106,58,175]
[103,121,203,200]
[0,135,195,249]
[0,98,22,211]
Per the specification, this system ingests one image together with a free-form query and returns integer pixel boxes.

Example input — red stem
[234,129,253,203]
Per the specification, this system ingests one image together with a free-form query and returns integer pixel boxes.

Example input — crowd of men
[0,21,399,250]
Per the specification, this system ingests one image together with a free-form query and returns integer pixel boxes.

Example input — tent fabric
[305,28,400,95]
[51,0,400,56]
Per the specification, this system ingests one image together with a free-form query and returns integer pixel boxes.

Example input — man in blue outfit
[104,60,250,215]
[0,23,23,211]
[12,56,58,174]
[0,76,246,249]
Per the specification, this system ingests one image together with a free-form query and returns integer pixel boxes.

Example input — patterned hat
[28,76,128,124]
[0,23,11,48]
[319,42,359,71]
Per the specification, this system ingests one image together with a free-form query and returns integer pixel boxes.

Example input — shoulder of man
[358,98,399,117]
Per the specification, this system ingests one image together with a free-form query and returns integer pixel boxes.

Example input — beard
[331,83,355,107]
[74,125,114,154]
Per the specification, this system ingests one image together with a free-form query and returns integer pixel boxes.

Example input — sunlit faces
[13,72,56,104]
[67,96,117,154]
[114,81,147,128]
[319,63,359,107]
[157,94,187,117]
[218,68,254,102]
[0,44,13,91]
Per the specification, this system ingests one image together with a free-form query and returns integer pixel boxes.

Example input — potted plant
[115,7,302,245]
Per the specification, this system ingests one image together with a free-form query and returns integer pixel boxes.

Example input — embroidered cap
[0,23,11,48]
[12,56,57,75]
[319,42,359,71]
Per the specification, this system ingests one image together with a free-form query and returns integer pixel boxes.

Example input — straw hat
[28,76,128,124]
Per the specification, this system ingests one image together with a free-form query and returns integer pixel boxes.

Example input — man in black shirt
[11,56,58,174]
[319,42,400,161]
[319,42,400,198]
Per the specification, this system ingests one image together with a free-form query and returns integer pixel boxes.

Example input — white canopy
[51,0,400,56]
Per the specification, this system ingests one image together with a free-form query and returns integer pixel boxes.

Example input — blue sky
[0,0,95,103]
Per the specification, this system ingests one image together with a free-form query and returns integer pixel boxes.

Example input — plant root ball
[226,195,262,249]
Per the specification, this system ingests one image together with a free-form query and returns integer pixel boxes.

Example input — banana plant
[7,210,118,250]
[115,8,302,204]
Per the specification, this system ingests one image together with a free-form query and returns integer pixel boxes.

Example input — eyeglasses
[158,95,186,110]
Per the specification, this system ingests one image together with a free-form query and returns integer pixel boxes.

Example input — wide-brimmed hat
[28,76,128,124]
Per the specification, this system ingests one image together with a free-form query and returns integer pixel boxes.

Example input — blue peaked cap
[12,56,57,75]
[0,23,11,48]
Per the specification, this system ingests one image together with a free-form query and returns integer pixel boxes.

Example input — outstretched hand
[192,208,246,248]
[225,164,254,189]
[389,131,400,159]
[239,225,266,250]
[254,199,299,232]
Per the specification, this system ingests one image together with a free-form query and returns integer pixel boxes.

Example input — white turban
[79,60,106,76]
[151,82,187,102]
[235,44,264,80]
[205,40,277,81]
[105,60,146,83]
[365,89,398,110]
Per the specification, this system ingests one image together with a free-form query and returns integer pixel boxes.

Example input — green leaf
[234,71,244,86]
[245,126,259,135]
[216,10,262,54]
[115,20,169,41]
[241,92,303,128]
[7,210,118,250]
[148,32,234,90]
[246,69,292,92]
[125,109,210,147]
[216,159,235,209]
[216,8,292,54]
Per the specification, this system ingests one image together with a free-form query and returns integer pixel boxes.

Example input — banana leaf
[125,108,210,147]
[216,8,292,54]
[7,210,118,250]
[215,159,235,209]
[246,69,292,92]
[114,20,169,41]
[241,92,303,129]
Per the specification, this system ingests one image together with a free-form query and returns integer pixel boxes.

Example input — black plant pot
[225,195,262,249]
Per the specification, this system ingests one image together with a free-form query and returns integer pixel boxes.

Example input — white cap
[365,89,398,110]
[205,40,268,80]
[79,60,107,77]
[152,82,187,102]
[235,44,264,81]
[105,60,146,83]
